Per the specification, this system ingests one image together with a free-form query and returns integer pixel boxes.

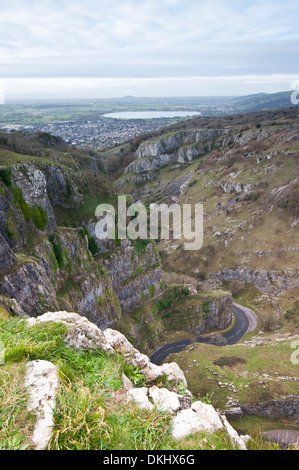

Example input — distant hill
[231,90,294,112]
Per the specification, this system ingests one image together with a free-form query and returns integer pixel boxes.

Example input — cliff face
[123,129,230,176]
[0,144,162,330]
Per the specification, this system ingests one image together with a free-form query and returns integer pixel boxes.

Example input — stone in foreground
[171,401,223,440]
[24,360,59,450]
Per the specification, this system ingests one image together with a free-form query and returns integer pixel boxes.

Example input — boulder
[148,386,181,413]
[224,406,243,420]
[171,400,223,440]
[145,362,188,388]
[127,387,153,411]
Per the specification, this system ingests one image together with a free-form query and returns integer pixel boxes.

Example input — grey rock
[171,401,223,440]
[0,232,15,271]
[224,406,243,420]
[24,360,59,450]
[11,164,56,233]
[127,387,153,411]
[148,386,181,413]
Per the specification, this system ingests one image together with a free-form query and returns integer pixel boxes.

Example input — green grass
[167,339,299,414]
[0,362,36,450]
[54,192,114,227]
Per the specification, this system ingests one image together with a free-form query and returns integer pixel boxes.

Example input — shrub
[260,311,280,332]
[132,238,150,256]
[12,188,31,221]
[32,205,48,231]
[79,226,98,256]
[0,169,12,189]
[48,235,64,269]
[87,236,99,256]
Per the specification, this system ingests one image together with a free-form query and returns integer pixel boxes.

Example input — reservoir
[103,111,201,119]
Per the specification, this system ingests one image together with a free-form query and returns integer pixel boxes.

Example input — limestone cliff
[0,137,162,331]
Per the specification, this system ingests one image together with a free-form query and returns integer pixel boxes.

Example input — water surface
[103,111,201,119]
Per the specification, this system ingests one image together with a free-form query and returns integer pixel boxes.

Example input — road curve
[150,302,258,365]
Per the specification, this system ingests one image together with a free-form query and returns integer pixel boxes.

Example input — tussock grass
[0,362,36,450]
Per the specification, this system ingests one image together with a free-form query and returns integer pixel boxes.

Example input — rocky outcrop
[240,400,299,421]
[11,164,57,233]
[208,268,299,295]
[204,293,233,331]
[159,290,233,336]
[0,213,161,329]
[25,310,249,450]
[43,166,82,209]
[125,129,230,174]
[27,311,114,353]
[170,401,223,439]
[0,229,121,329]
[219,181,254,194]
[135,129,230,160]
[26,311,187,389]
[99,239,162,312]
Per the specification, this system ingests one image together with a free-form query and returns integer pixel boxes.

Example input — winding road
[150,302,258,365]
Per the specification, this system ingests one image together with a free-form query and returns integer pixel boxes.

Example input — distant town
[0,117,182,150]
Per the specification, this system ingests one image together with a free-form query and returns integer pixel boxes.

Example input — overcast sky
[0,0,298,98]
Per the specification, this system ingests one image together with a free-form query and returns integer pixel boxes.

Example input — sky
[0,0,299,99]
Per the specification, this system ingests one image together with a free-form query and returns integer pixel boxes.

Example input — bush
[12,188,31,221]
[0,169,12,188]
[80,226,99,256]
[132,238,150,256]
[48,235,64,269]
[260,311,281,332]
[32,205,48,231]
[87,236,99,256]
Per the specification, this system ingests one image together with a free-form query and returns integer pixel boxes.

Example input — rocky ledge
[25,310,249,450]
